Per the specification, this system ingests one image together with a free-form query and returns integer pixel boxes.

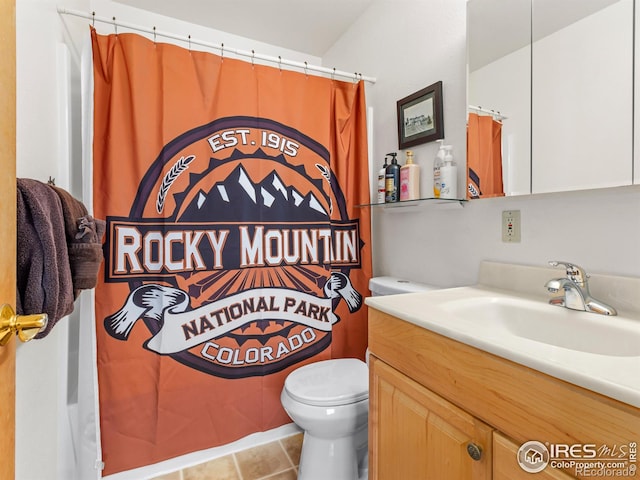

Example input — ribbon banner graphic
[106,272,361,355]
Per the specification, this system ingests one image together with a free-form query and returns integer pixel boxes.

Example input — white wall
[16,2,89,479]
[323,0,640,286]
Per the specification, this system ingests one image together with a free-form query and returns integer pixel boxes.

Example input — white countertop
[365,284,640,408]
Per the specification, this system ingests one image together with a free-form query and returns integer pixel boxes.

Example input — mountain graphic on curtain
[90,28,371,475]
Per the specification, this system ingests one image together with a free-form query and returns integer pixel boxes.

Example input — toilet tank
[368,276,440,296]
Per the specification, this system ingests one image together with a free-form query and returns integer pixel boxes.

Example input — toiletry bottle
[433,140,445,198]
[439,146,458,199]
[377,155,389,203]
[400,150,420,201]
[385,152,400,202]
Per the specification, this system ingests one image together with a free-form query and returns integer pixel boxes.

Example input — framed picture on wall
[397,81,444,149]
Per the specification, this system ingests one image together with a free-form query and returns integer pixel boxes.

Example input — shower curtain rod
[468,104,508,120]
[57,6,377,84]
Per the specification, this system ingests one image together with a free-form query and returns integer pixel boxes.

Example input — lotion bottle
[385,152,400,202]
[433,140,445,198]
[439,146,458,199]
[377,155,389,203]
[400,150,420,201]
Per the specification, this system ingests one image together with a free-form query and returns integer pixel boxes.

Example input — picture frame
[397,81,444,149]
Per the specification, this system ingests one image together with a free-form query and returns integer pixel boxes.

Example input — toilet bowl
[281,276,439,480]
[281,358,368,480]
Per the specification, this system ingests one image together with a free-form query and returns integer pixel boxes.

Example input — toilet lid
[284,358,369,407]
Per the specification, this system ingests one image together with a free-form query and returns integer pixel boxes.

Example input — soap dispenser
[439,146,458,199]
[385,152,400,202]
[377,155,389,203]
[400,150,420,201]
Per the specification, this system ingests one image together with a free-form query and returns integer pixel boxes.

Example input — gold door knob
[0,304,47,346]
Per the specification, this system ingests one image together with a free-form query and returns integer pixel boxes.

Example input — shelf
[356,197,467,209]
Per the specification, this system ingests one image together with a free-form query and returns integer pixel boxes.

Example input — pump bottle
[377,155,389,203]
[439,146,458,199]
[400,150,420,201]
[385,152,400,202]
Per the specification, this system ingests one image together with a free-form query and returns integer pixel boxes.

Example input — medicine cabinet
[467,0,635,196]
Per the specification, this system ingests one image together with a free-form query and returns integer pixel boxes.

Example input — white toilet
[280,276,439,480]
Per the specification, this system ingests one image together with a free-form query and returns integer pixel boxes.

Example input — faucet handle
[548,261,589,287]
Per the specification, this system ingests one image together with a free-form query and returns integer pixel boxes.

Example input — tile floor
[152,433,303,480]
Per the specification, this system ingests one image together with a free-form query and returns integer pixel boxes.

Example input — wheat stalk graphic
[156,155,195,214]
[315,163,333,215]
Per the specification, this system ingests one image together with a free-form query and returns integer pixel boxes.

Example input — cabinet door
[494,432,575,480]
[369,356,493,480]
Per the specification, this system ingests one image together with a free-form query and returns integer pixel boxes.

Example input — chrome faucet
[544,261,617,316]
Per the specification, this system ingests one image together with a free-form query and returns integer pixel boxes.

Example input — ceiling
[114,0,375,57]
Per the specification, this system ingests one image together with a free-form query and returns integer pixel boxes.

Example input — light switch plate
[502,210,521,243]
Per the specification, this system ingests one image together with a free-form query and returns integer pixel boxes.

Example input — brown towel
[16,179,74,338]
[49,185,106,297]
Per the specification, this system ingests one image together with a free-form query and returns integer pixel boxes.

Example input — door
[0,0,16,479]
[369,355,493,480]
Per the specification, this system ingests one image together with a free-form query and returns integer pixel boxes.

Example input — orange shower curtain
[467,112,504,198]
[91,28,371,475]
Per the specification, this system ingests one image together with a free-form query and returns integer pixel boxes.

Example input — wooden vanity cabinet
[368,308,640,480]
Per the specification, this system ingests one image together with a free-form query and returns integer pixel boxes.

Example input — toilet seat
[284,358,368,407]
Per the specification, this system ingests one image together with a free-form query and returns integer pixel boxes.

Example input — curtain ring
[113,17,117,35]
[188,35,191,52]
[91,11,95,27]
[278,56,282,72]
[304,61,308,77]
[354,72,358,83]
[331,67,336,81]
[251,50,255,68]
[153,26,156,44]
[220,43,224,61]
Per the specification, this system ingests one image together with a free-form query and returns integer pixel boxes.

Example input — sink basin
[440,295,640,357]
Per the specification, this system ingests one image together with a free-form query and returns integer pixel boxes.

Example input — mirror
[467,0,634,197]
